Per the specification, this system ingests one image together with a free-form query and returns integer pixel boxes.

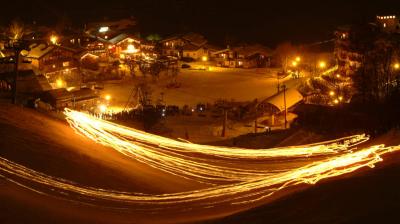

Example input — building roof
[181,33,207,46]
[161,32,208,47]
[71,88,98,101]
[182,43,202,51]
[40,88,98,104]
[41,88,73,102]
[204,43,223,52]
[26,44,55,59]
[233,44,273,57]
[261,88,303,112]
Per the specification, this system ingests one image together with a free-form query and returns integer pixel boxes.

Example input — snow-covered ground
[102,66,303,109]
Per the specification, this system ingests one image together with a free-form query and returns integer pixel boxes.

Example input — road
[1,104,400,223]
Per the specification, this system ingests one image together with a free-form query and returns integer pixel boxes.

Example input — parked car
[181,57,195,62]
[181,64,191,69]
[166,105,180,115]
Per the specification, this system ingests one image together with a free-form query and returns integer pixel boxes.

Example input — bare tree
[275,42,296,73]
[8,20,25,42]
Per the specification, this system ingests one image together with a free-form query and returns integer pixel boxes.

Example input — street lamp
[295,56,301,62]
[56,79,63,88]
[105,94,111,101]
[50,35,58,45]
[336,74,341,78]
[291,61,298,67]
[394,63,400,70]
[99,104,107,113]
[329,90,335,96]
[319,61,326,69]
[333,99,339,104]
[202,56,208,62]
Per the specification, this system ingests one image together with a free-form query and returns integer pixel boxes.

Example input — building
[212,44,272,68]
[182,44,208,60]
[24,43,84,87]
[334,25,363,76]
[160,33,208,58]
[40,88,98,110]
[376,15,400,33]
[0,70,52,94]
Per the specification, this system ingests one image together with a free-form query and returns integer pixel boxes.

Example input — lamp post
[5,40,29,104]
[282,84,287,129]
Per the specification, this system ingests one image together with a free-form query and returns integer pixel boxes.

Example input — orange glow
[50,35,58,45]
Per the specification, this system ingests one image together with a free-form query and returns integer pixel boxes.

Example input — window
[63,62,70,67]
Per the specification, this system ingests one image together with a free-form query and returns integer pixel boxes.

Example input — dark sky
[3,0,400,46]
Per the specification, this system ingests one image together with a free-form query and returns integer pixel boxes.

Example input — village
[0,15,398,142]
[3,1,400,223]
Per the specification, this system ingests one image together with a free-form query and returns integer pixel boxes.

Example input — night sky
[3,0,400,46]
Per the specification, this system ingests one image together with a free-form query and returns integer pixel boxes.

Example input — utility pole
[5,40,28,104]
[12,49,20,104]
[254,104,258,134]
[283,85,287,129]
[221,108,228,137]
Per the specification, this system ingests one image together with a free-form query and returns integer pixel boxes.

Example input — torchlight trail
[1,109,399,217]
[0,144,398,213]
[64,109,368,159]
[63,109,370,183]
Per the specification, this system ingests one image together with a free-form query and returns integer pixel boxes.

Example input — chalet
[24,43,83,87]
[212,44,273,68]
[86,17,137,38]
[107,33,141,57]
[40,88,98,110]
[182,44,208,60]
[160,33,208,57]
[334,26,363,76]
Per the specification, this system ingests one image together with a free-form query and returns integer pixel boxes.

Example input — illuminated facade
[376,15,399,32]
[334,26,363,76]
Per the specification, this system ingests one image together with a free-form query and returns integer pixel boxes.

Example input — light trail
[0,144,398,213]
[64,109,368,160]
[1,108,399,218]
[63,109,370,183]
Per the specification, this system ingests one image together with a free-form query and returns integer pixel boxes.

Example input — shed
[260,88,303,113]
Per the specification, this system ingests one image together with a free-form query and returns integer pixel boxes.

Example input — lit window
[384,23,387,28]
[52,64,56,68]
[63,61,70,67]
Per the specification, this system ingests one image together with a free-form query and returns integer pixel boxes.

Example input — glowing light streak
[0,145,398,212]
[63,109,373,183]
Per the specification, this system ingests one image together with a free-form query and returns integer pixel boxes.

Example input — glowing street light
[334,99,339,104]
[99,104,107,113]
[338,96,343,101]
[202,56,208,62]
[56,79,63,88]
[295,56,301,62]
[319,61,326,69]
[105,95,111,101]
[329,91,335,96]
[291,61,298,67]
[336,74,341,78]
[50,35,58,45]
[394,63,400,70]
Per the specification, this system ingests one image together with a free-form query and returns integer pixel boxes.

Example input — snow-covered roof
[26,44,54,59]
[232,44,273,57]
[182,43,202,51]
[181,33,207,46]
[262,88,303,112]
[108,33,130,45]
